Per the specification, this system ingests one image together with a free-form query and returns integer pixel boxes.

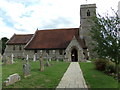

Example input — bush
[94,58,108,71]
[105,61,116,74]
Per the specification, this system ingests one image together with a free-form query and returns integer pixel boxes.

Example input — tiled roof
[25,28,86,50]
[6,34,33,45]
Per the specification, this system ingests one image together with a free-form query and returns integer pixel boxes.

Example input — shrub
[105,61,116,74]
[94,58,108,71]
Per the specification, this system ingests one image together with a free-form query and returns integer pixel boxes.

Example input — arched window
[59,50,63,55]
[34,50,37,53]
[87,10,90,16]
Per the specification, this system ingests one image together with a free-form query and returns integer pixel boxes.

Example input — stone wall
[25,50,65,60]
[4,43,86,62]
[4,45,65,60]
[4,45,26,58]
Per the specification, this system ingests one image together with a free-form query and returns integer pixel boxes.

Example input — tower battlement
[80,4,96,8]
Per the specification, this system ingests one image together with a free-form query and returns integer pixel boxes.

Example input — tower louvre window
[87,10,90,16]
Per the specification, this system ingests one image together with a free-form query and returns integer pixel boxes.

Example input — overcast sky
[0,0,120,39]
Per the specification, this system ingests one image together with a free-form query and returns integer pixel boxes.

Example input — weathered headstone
[4,56,13,65]
[57,58,59,62]
[2,55,6,65]
[39,56,44,71]
[44,53,50,66]
[23,59,30,78]
[44,59,50,67]
[11,53,14,64]
[0,54,2,64]
[26,55,29,61]
[0,55,1,60]
[49,58,51,61]
[4,73,21,86]
[33,53,36,61]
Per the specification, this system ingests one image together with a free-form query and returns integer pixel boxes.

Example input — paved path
[56,62,87,88]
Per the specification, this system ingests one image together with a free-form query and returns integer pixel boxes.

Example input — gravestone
[26,55,29,60]
[49,58,51,61]
[57,58,59,62]
[44,59,50,67]
[4,56,13,65]
[33,53,36,61]
[23,59,30,78]
[0,54,2,60]
[0,54,2,64]
[39,56,44,71]
[2,55,6,65]
[11,54,14,64]
[4,73,21,86]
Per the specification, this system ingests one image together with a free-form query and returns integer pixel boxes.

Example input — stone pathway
[56,62,87,88]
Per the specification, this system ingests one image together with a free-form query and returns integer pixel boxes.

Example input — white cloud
[0,0,119,39]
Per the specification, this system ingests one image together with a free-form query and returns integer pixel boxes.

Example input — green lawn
[80,62,119,88]
[2,59,70,88]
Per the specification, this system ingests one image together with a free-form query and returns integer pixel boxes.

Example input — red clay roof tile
[25,28,86,49]
[6,34,33,45]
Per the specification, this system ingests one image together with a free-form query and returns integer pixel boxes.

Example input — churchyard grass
[80,62,118,88]
[2,59,70,88]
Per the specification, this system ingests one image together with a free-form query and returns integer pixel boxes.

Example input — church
[4,4,96,62]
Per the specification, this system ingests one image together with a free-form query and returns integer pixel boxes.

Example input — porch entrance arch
[71,48,78,62]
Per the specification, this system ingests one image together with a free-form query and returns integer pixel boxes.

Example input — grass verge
[80,62,118,88]
[2,59,69,88]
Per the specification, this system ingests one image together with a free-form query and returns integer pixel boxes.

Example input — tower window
[87,10,90,16]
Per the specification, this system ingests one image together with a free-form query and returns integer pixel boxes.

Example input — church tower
[79,4,96,59]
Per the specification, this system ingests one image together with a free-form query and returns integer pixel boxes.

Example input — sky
[0,0,120,39]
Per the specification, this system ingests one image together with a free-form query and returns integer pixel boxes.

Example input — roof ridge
[14,34,33,36]
[37,28,79,31]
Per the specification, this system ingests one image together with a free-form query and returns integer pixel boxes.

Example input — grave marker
[4,73,21,86]
[11,53,14,64]
[5,56,13,65]
[26,55,29,61]
[33,53,36,61]
[39,56,44,71]
[23,59,30,78]
[0,54,2,64]
[45,59,50,67]
[49,58,51,61]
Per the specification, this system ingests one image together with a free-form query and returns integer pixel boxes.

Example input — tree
[90,11,120,82]
[1,37,9,55]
